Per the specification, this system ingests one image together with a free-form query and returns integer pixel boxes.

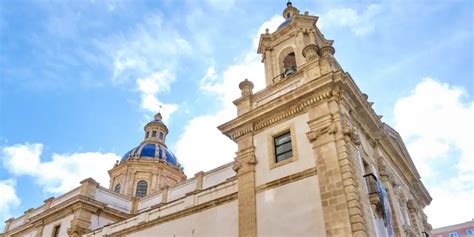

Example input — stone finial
[239,79,254,97]
[265,28,270,34]
[302,44,319,61]
[320,45,335,57]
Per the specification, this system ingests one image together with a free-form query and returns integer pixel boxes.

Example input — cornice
[5,195,130,236]
[230,90,332,140]
[219,72,339,139]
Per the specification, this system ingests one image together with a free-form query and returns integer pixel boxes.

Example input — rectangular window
[52,224,61,237]
[152,131,157,137]
[274,131,292,163]
[450,232,459,237]
[146,131,150,138]
[159,132,164,139]
[467,229,474,235]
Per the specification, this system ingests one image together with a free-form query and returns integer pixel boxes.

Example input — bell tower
[257,1,341,86]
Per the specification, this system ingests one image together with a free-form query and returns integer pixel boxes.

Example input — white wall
[42,214,74,237]
[127,200,238,237]
[254,113,315,186]
[256,176,326,237]
[90,214,116,231]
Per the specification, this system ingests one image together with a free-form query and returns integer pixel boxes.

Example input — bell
[284,66,296,76]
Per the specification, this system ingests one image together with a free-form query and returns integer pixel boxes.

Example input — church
[1,2,432,237]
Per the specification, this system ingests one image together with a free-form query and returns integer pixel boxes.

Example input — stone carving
[306,121,338,143]
[341,121,361,146]
[246,155,258,165]
[232,159,242,172]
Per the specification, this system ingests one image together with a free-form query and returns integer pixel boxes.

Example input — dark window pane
[276,142,292,155]
[136,180,148,197]
[159,132,164,139]
[152,131,157,137]
[274,131,293,163]
[276,151,293,162]
[146,131,149,138]
[274,132,291,145]
[114,184,121,193]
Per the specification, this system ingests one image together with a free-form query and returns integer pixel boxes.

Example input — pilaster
[306,91,371,237]
[67,204,95,237]
[233,133,257,237]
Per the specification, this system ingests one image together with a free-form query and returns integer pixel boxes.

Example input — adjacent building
[1,2,432,237]
[432,220,474,237]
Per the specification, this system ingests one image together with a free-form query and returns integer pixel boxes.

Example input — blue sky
[0,0,472,230]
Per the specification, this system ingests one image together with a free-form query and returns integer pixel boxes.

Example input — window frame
[267,124,298,169]
[450,232,459,237]
[151,130,157,137]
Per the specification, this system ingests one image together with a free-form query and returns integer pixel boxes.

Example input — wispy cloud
[318,4,383,36]
[95,13,191,118]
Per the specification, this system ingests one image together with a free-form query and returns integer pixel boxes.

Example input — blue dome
[121,142,179,167]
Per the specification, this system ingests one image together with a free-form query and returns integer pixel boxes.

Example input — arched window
[283,52,297,76]
[114,184,121,193]
[135,180,148,197]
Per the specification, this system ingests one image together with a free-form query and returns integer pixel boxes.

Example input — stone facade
[1,2,432,237]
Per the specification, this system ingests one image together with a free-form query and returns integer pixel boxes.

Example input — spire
[287,0,292,7]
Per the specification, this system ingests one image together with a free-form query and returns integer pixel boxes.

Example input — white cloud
[1,143,119,194]
[176,16,282,176]
[318,4,383,36]
[0,179,20,230]
[136,70,178,121]
[394,78,473,177]
[1,143,42,175]
[393,78,474,227]
[425,173,474,228]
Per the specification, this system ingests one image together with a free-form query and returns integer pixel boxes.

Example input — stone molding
[228,90,333,140]
[255,167,317,193]
[3,195,129,236]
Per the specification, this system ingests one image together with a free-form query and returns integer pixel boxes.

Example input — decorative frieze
[229,90,332,140]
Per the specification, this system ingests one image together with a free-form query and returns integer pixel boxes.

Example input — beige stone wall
[256,176,326,236]
[253,113,315,187]
[127,200,238,237]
